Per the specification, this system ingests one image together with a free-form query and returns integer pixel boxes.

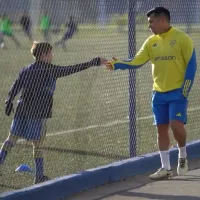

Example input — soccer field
[0,24,200,193]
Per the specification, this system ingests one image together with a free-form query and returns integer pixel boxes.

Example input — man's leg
[170,99,188,175]
[61,32,72,51]
[54,38,62,47]
[32,119,49,184]
[25,28,32,41]
[55,38,66,50]
[149,92,173,180]
[0,134,18,174]
[157,124,171,170]
[149,119,173,179]
[0,33,5,48]
[10,35,20,47]
[61,40,67,51]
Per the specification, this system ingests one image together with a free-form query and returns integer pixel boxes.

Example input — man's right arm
[5,70,24,116]
[109,39,150,70]
[51,57,101,78]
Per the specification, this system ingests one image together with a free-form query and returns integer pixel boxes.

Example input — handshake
[99,57,118,70]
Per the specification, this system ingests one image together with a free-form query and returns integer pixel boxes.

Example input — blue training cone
[15,164,34,173]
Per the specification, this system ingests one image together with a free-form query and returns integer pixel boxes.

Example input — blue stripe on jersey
[182,49,197,97]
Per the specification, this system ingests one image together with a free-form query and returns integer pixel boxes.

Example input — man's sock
[159,150,171,170]
[178,146,187,159]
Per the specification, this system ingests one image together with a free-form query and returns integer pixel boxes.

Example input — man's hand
[5,100,14,116]
[105,57,118,70]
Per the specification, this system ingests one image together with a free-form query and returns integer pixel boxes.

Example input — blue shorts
[152,89,188,125]
[10,119,47,141]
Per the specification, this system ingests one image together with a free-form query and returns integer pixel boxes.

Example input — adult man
[55,16,78,51]
[105,7,197,180]
[0,41,107,184]
[20,11,32,41]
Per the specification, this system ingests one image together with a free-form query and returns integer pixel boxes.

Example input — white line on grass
[1,105,200,145]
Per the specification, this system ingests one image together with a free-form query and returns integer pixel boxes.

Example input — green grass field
[0,24,200,193]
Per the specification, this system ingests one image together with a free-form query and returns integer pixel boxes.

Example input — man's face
[148,14,164,35]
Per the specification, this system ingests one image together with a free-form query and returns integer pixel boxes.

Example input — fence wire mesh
[0,0,200,193]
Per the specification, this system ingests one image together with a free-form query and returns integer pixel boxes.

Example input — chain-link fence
[0,0,200,193]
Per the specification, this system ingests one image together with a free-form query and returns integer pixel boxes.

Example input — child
[0,41,107,184]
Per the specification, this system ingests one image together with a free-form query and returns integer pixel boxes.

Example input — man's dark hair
[146,7,170,22]
[31,41,52,60]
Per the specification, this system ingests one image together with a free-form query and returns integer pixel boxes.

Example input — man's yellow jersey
[111,27,197,96]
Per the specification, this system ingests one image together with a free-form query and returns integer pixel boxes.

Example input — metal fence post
[128,0,137,157]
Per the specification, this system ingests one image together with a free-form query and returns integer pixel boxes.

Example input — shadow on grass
[0,184,21,190]
[18,143,129,160]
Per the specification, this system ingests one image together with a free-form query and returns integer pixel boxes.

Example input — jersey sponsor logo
[170,40,176,47]
[176,113,181,117]
[152,43,158,47]
[154,56,176,61]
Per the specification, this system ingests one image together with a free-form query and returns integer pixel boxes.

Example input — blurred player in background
[117,13,127,33]
[20,11,32,41]
[0,14,3,48]
[0,13,20,48]
[40,12,51,42]
[0,41,107,184]
[105,7,197,180]
[55,16,78,51]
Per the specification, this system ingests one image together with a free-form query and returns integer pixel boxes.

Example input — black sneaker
[34,175,50,184]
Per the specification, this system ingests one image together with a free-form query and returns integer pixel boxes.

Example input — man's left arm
[180,35,197,98]
[106,38,150,70]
